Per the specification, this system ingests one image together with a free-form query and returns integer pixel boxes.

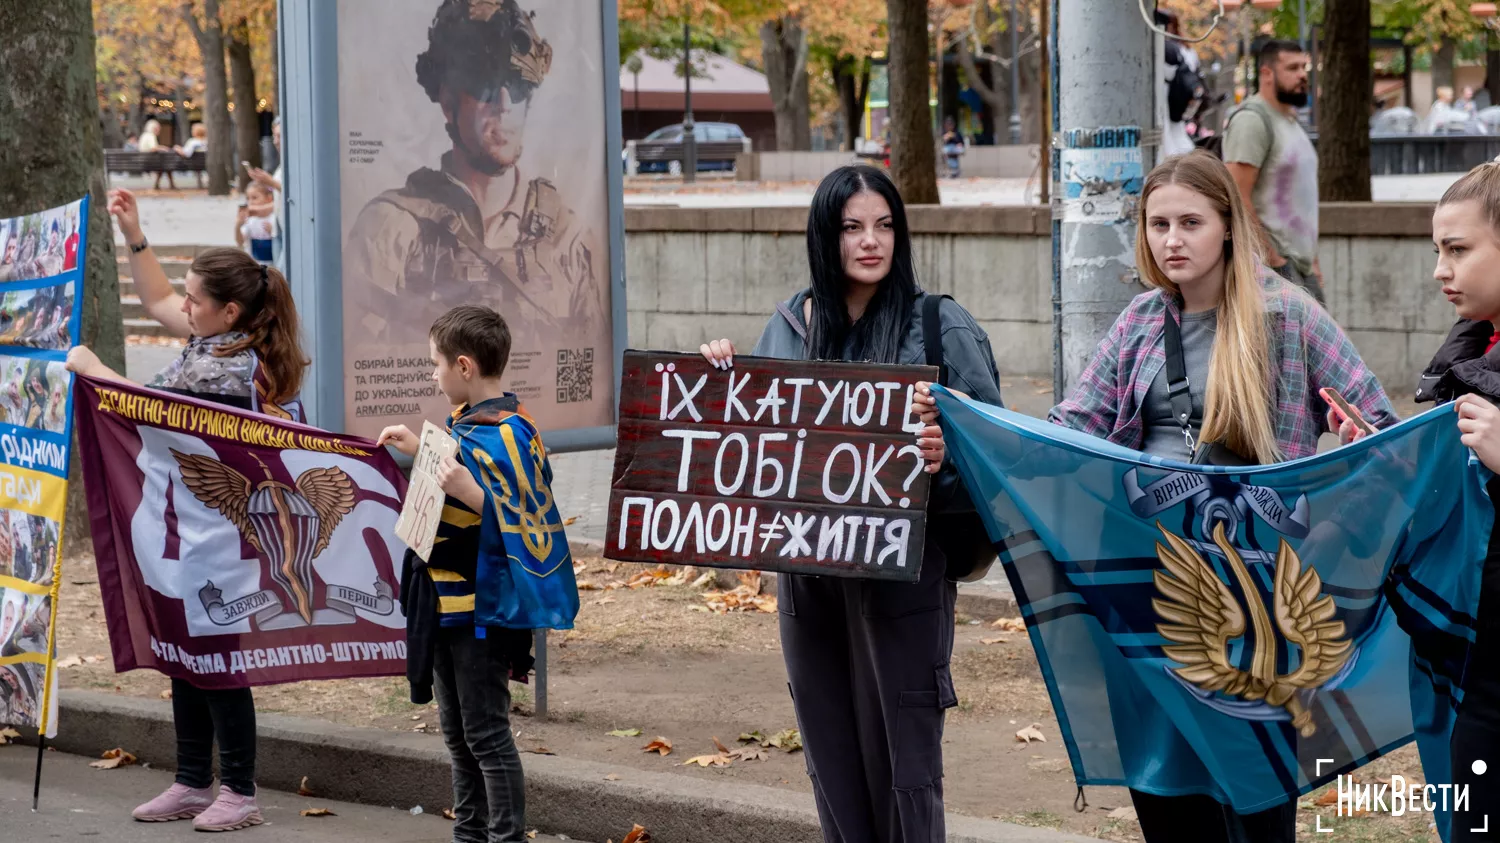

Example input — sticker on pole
[1059,126,1143,225]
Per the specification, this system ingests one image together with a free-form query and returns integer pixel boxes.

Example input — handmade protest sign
[0,196,87,739]
[607,351,936,581]
[394,421,458,562]
[74,376,409,689]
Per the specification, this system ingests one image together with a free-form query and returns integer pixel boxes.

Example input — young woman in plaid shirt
[915,151,1397,842]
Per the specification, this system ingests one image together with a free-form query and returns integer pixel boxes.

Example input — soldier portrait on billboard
[343,0,606,364]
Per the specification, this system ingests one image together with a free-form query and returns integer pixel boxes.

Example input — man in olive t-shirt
[1223,39,1323,303]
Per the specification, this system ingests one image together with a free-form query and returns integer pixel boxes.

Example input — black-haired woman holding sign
[699,165,1003,841]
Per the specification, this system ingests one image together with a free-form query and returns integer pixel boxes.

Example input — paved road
[0,744,579,842]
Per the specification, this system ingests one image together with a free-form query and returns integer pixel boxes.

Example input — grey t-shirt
[1222,96,1319,275]
[1142,309,1216,461]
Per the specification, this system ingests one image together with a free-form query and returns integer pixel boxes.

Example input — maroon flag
[73,376,408,688]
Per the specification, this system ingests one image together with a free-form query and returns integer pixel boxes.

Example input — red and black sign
[607,351,937,581]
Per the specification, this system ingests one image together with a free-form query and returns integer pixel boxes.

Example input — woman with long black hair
[699,165,1003,842]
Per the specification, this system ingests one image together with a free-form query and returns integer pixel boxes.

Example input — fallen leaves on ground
[442,808,457,820]
[55,655,83,669]
[159,689,173,700]
[605,773,621,781]
[298,776,317,797]
[90,748,137,769]
[711,736,733,754]
[523,746,556,756]
[562,516,579,527]
[0,727,20,745]
[1106,806,1137,821]
[577,581,602,591]
[592,562,621,575]
[627,567,675,589]
[591,596,617,606]
[738,731,765,744]
[990,617,1026,633]
[607,728,643,738]
[729,745,769,762]
[682,753,732,768]
[1014,724,1047,744]
[300,808,336,817]
[622,824,652,843]
[767,729,803,752]
[702,572,776,614]
[641,737,673,756]
[979,636,1010,645]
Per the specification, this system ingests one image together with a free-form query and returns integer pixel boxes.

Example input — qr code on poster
[556,348,594,403]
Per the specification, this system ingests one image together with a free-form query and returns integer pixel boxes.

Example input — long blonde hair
[1135,151,1280,463]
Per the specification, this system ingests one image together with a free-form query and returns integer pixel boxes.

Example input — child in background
[379,305,579,843]
[234,183,276,264]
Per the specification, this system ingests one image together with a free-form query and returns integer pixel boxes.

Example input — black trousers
[434,627,526,843]
[1129,789,1296,843]
[779,544,957,843]
[171,677,256,796]
[1451,617,1500,841]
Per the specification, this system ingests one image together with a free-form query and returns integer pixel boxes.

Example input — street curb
[42,689,1105,843]
[568,538,1021,619]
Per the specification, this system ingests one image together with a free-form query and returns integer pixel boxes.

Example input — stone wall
[623,203,1446,394]
[734,145,1041,182]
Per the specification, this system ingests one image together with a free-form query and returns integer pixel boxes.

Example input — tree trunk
[227,16,260,193]
[886,0,939,203]
[1318,0,1370,202]
[1488,37,1500,108]
[0,0,126,555]
[183,0,234,195]
[760,16,811,152]
[835,56,872,150]
[1434,37,1456,98]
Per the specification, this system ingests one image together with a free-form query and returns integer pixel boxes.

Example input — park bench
[104,149,207,176]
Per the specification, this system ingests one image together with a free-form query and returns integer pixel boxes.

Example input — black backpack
[1165,42,1203,124]
[920,294,998,583]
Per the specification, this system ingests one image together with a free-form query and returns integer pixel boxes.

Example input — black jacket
[1416,318,1500,405]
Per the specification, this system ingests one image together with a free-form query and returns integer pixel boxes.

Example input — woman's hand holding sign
[911,381,966,474]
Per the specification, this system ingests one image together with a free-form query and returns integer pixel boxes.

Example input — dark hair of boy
[430,305,512,378]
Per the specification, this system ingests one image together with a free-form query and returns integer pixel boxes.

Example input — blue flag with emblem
[451,405,578,631]
[934,388,1490,838]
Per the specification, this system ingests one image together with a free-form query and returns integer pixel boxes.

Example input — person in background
[66,187,310,831]
[176,123,209,189]
[123,134,140,151]
[942,116,965,179]
[1459,85,1479,116]
[1222,40,1323,303]
[1161,10,1203,158]
[63,211,79,272]
[139,120,176,191]
[234,183,276,265]
[246,117,283,265]
[1428,86,1461,134]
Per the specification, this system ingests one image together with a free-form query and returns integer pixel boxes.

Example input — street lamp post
[1008,0,1022,144]
[682,21,698,183]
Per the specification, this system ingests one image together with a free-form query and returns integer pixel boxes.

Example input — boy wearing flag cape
[382,305,578,843]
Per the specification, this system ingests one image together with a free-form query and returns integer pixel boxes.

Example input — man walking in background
[1222,40,1323,303]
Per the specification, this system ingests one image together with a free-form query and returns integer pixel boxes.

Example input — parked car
[626,122,747,174]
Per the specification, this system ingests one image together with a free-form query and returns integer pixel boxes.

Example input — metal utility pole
[1008,0,1022,144]
[681,21,698,183]
[1051,0,1157,399]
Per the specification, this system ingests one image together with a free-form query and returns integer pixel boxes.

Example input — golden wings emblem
[171,450,356,625]
[1151,521,1352,737]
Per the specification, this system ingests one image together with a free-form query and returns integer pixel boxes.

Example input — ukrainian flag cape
[450,400,578,630]
[935,388,1489,838]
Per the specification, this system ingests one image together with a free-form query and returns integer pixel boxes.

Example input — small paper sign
[395,421,459,561]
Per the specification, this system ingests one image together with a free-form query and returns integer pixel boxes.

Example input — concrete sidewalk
[32,690,1107,843]
[1,741,576,842]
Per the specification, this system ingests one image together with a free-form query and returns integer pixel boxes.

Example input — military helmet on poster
[416,0,554,105]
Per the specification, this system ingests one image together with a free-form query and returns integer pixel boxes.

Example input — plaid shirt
[1048,275,1398,460]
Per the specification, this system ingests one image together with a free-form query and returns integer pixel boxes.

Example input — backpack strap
[1161,308,1196,453]
[923,294,950,385]
[775,300,808,341]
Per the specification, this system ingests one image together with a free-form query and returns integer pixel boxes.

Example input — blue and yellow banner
[0,195,87,738]
[936,388,1491,838]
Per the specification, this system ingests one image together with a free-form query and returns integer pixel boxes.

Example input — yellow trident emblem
[470,423,565,574]
[1151,521,1353,737]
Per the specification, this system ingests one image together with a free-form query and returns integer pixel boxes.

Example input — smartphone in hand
[1320,388,1377,437]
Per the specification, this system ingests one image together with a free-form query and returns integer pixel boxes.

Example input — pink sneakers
[192,788,264,832]
[132,782,214,822]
